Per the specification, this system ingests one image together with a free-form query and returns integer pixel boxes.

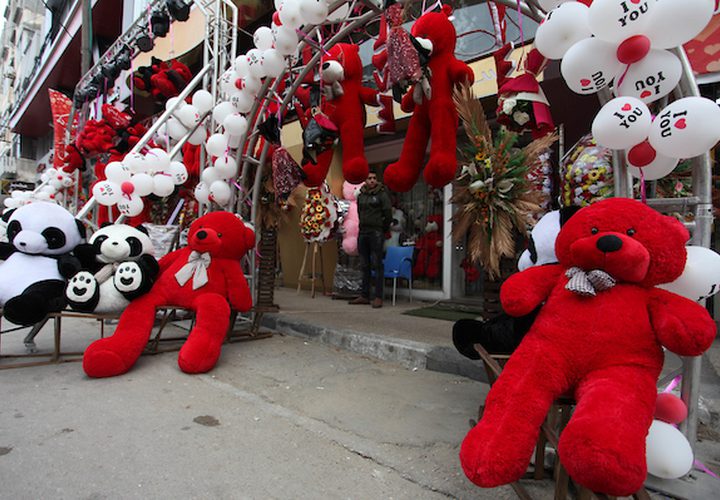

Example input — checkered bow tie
[565,267,616,297]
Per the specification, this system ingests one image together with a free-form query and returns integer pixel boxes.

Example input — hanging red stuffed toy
[383,6,474,192]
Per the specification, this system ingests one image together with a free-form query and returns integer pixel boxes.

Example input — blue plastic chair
[383,246,414,306]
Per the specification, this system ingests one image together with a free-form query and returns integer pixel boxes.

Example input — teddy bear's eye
[627,228,636,236]
[591,227,599,235]
[217,233,222,238]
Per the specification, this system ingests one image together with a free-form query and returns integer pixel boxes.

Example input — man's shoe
[349,296,370,305]
[372,298,383,309]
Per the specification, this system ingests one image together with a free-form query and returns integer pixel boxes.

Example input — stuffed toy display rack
[459,198,717,496]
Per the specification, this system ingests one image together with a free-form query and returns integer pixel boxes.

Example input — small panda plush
[0,202,85,326]
[452,207,580,359]
[65,223,159,314]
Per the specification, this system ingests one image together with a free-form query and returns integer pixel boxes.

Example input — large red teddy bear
[413,215,443,280]
[383,6,474,192]
[83,212,255,378]
[460,198,717,496]
[302,43,379,187]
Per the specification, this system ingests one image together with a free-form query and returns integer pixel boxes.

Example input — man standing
[350,170,392,308]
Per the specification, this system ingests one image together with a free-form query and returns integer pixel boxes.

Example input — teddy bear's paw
[178,331,224,374]
[114,262,143,293]
[343,157,369,184]
[383,162,421,193]
[83,344,131,378]
[423,155,456,189]
[460,424,530,487]
[66,272,99,305]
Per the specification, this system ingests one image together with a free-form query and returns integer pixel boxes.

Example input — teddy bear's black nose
[597,235,623,253]
[197,230,207,240]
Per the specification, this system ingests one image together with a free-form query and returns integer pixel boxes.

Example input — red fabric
[302,43,379,187]
[383,7,474,192]
[460,198,717,496]
[49,89,79,171]
[83,212,255,378]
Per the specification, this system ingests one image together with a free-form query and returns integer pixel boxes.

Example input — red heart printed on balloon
[640,90,652,99]
[631,0,641,4]
[581,79,591,86]
[622,103,632,111]
[674,118,687,129]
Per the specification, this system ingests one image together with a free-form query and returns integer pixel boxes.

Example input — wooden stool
[473,343,651,500]
[297,241,326,298]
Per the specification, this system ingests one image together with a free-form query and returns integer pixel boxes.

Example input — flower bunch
[299,184,338,243]
[497,96,534,132]
[452,83,556,279]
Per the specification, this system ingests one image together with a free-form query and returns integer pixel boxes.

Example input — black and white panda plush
[65,223,159,314]
[452,206,580,359]
[0,202,85,325]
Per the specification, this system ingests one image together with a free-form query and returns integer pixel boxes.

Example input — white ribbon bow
[174,251,211,290]
[565,267,616,297]
[95,262,120,284]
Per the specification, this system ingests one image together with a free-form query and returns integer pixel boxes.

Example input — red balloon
[617,35,651,65]
[655,393,688,424]
[273,11,282,26]
[628,141,657,167]
[121,181,135,195]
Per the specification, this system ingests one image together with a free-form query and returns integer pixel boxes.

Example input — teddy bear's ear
[441,5,453,17]
[244,225,256,250]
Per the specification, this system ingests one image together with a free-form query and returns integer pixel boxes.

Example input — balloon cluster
[536,0,720,180]
[4,168,76,208]
[92,149,188,217]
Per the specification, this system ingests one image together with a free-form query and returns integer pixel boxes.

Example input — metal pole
[80,0,92,76]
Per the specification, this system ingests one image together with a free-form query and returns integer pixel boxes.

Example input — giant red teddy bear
[83,212,255,378]
[383,6,474,192]
[460,198,717,496]
[302,43,379,187]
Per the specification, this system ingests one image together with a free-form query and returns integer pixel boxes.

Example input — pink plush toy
[341,181,363,256]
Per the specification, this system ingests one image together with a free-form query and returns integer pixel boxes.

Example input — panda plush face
[6,201,85,255]
[90,224,154,264]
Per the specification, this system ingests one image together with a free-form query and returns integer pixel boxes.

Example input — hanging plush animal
[82,212,255,378]
[0,202,85,325]
[460,198,717,496]
[383,6,474,192]
[65,224,159,314]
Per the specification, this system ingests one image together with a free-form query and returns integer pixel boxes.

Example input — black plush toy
[0,202,85,326]
[66,223,159,314]
[452,207,580,358]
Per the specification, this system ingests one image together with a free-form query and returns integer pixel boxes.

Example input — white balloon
[60,174,74,188]
[167,117,188,141]
[209,180,232,206]
[49,178,63,190]
[627,151,678,181]
[194,181,211,204]
[4,198,19,208]
[35,192,51,201]
[326,3,350,23]
[263,48,286,78]
[41,185,58,195]
[230,91,254,114]
[646,0,714,49]
[213,101,236,124]
[153,174,175,197]
[299,0,328,25]
[187,126,207,146]
[117,195,144,217]
[561,37,623,94]
[166,96,183,113]
[192,90,214,114]
[614,50,682,104]
[124,152,147,174]
[273,26,299,56]
[247,49,267,79]
[46,168,58,177]
[214,156,238,179]
[648,97,720,158]
[105,162,132,183]
[92,181,121,206]
[589,0,655,43]
[226,133,242,150]
[592,97,652,150]
[234,55,250,77]
[659,246,720,301]
[539,0,570,11]
[646,421,694,479]
[205,133,230,157]
[176,104,201,128]
[223,113,248,137]
[169,161,189,185]
[534,2,591,60]
[219,70,240,96]
[253,26,275,51]
[278,0,304,29]
[146,148,171,173]
[130,173,154,197]
[201,167,222,185]
[235,76,262,95]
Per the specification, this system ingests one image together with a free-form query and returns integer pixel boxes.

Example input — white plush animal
[0,202,85,325]
[65,223,159,314]
[384,207,406,250]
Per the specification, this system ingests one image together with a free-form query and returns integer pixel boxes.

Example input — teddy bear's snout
[596,235,623,253]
